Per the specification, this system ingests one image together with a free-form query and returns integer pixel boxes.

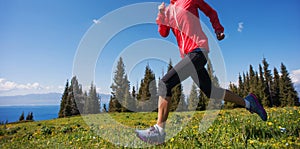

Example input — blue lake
[0,105,60,123]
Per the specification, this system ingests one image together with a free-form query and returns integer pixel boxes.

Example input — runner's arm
[196,0,224,34]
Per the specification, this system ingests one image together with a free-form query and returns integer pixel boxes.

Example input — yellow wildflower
[170,138,175,142]
[267,122,273,126]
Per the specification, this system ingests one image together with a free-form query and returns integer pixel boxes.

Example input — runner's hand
[217,32,225,41]
[158,2,166,14]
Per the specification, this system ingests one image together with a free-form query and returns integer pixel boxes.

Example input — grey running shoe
[135,125,166,145]
[245,93,268,121]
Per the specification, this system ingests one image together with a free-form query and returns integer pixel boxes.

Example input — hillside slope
[0,107,299,148]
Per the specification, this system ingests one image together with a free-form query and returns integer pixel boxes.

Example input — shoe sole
[135,131,165,145]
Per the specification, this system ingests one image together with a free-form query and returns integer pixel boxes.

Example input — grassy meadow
[0,107,299,148]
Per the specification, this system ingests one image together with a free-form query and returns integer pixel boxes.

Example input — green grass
[0,107,299,148]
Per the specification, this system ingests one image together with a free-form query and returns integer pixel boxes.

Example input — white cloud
[0,78,63,96]
[237,22,244,32]
[291,69,300,85]
[0,78,41,91]
[58,85,65,90]
[291,69,300,95]
[93,19,100,24]
[96,87,102,93]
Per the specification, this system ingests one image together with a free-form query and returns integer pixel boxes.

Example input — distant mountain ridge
[0,93,62,106]
[0,93,110,106]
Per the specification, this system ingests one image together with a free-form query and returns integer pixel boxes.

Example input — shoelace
[149,126,165,138]
[147,127,159,136]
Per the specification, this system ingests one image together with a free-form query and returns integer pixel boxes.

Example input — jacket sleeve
[196,0,224,34]
[156,13,170,37]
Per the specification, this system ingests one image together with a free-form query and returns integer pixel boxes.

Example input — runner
[136,0,267,145]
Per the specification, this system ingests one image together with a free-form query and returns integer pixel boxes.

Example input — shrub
[61,126,72,133]
[41,126,52,135]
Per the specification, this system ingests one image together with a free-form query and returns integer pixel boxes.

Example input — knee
[209,86,225,100]
[158,79,172,98]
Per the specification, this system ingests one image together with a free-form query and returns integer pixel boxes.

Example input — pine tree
[131,86,137,112]
[262,58,272,107]
[207,59,220,87]
[206,59,221,109]
[279,64,289,106]
[132,86,136,99]
[59,80,69,118]
[19,111,24,121]
[109,95,121,112]
[177,93,187,111]
[82,91,88,113]
[69,77,80,116]
[84,83,100,114]
[30,112,34,121]
[74,84,85,114]
[272,67,281,106]
[64,94,73,117]
[249,65,262,101]
[279,63,299,106]
[137,65,158,112]
[26,112,34,121]
[249,65,256,93]
[123,86,131,112]
[122,75,134,112]
[93,86,101,113]
[83,90,90,114]
[237,73,245,97]
[198,90,208,111]
[241,73,245,95]
[244,72,250,95]
[257,64,265,104]
[93,87,101,114]
[110,58,125,112]
[59,76,101,116]
[228,58,299,107]
[26,112,30,121]
[242,73,250,96]
[176,87,187,112]
[148,70,158,112]
[109,57,131,112]
[103,103,107,112]
[188,83,198,111]
[255,71,260,95]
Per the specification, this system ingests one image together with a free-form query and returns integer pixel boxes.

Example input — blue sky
[1,0,300,98]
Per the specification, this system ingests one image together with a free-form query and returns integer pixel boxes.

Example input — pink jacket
[156,0,224,58]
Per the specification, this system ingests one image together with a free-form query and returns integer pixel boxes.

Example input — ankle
[244,98,250,109]
[156,122,165,129]
[155,124,165,134]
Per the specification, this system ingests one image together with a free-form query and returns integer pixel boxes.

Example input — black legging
[158,48,224,100]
